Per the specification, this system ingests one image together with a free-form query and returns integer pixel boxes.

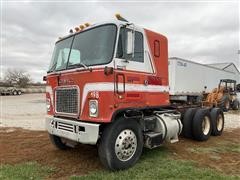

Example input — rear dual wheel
[183,108,224,141]
[192,109,212,141]
[182,108,197,138]
[12,90,22,95]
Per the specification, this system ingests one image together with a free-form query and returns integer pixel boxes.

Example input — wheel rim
[202,116,211,135]
[216,114,223,131]
[13,91,17,95]
[115,129,137,162]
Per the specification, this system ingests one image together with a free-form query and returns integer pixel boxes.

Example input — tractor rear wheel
[232,99,240,110]
[98,117,143,170]
[192,108,212,141]
[219,95,230,112]
[210,108,224,136]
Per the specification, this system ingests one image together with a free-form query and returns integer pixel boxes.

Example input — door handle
[144,80,148,86]
[117,65,126,70]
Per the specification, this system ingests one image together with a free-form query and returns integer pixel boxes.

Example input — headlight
[46,98,51,112]
[89,100,98,117]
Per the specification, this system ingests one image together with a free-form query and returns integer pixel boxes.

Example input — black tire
[182,108,197,138]
[13,90,17,96]
[49,134,70,150]
[232,99,240,110]
[210,108,224,136]
[17,90,22,95]
[98,117,143,171]
[192,108,212,141]
[237,84,240,91]
[219,95,230,112]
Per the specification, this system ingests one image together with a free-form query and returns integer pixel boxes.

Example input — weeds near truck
[0,162,54,179]
[1,151,238,180]
[71,148,238,180]
[0,128,239,179]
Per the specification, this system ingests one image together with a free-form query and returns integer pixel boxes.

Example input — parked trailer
[169,57,240,103]
[45,15,227,171]
[0,87,22,96]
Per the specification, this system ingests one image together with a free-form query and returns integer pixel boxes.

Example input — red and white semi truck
[45,15,225,170]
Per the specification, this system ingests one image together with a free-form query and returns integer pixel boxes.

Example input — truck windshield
[48,24,117,72]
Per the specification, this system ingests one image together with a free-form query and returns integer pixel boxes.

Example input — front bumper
[46,116,100,145]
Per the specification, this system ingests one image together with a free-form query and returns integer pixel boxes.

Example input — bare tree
[4,69,31,88]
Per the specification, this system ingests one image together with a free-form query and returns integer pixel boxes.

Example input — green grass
[1,146,239,179]
[0,162,54,180]
[71,147,239,180]
[188,142,240,154]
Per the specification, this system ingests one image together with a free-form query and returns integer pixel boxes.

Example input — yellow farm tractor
[203,79,240,111]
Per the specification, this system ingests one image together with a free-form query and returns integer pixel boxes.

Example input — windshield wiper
[79,62,88,69]
[68,62,87,68]
[68,62,92,72]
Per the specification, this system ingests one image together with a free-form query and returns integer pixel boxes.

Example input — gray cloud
[1,1,239,82]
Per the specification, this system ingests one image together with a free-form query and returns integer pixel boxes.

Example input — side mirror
[126,30,134,55]
[43,76,47,81]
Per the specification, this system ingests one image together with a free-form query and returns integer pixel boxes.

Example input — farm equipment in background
[0,87,22,96]
[237,83,240,92]
[203,79,240,111]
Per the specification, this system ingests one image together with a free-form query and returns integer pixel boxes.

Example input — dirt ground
[0,94,240,178]
[169,129,240,175]
[0,128,239,178]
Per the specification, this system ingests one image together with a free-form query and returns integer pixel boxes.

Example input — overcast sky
[1,0,239,82]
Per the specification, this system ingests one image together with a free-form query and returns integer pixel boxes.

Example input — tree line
[1,69,35,88]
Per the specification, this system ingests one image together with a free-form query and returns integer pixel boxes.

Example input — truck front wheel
[49,134,70,150]
[98,117,143,170]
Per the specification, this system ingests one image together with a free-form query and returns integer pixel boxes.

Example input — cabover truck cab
[46,15,224,170]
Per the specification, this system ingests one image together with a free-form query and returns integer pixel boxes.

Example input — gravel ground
[224,110,240,130]
[0,93,46,130]
[0,93,239,131]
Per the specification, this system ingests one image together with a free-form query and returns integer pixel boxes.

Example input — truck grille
[55,87,79,115]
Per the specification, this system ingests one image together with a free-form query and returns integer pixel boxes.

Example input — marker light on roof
[115,13,128,22]
[75,27,80,32]
[79,25,85,30]
[84,23,90,27]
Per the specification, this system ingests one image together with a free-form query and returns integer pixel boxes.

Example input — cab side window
[133,32,144,62]
[116,28,144,63]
